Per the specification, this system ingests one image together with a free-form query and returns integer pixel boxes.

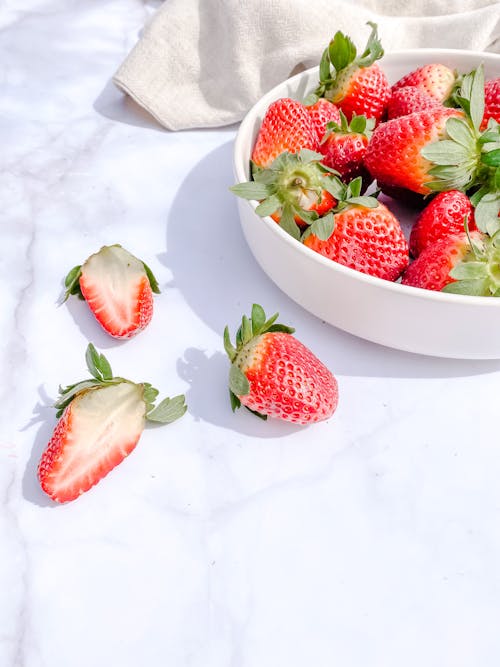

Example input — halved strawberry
[64,245,160,339]
[38,344,186,503]
[312,22,390,123]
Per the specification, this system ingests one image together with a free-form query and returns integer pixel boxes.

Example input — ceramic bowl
[232,49,500,359]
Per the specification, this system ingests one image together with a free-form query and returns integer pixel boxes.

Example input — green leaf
[322,176,346,200]
[63,264,82,300]
[347,196,378,208]
[469,65,485,134]
[230,182,272,201]
[421,140,471,165]
[267,324,296,334]
[241,315,253,345]
[449,261,487,280]
[303,92,319,107]
[244,406,268,420]
[143,383,159,412]
[85,343,113,381]
[347,177,363,198]
[475,193,500,235]
[441,278,489,296]
[229,389,241,412]
[481,148,500,167]
[349,114,367,135]
[142,260,161,294]
[261,312,280,332]
[319,46,331,83]
[445,117,476,149]
[223,326,237,362]
[297,149,324,163]
[251,303,266,335]
[357,21,384,68]
[255,195,282,217]
[146,394,187,423]
[229,364,250,397]
[279,205,301,240]
[328,31,357,72]
[309,213,335,241]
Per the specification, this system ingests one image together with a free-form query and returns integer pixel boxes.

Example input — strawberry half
[224,304,338,424]
[64,244,160,339]
[311,22,390,123]
[230,149,338,238]
[38,344,187,502]
[251,98,319,169]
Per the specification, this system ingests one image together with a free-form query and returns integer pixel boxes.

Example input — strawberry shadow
[64,297,128,350]
[21,386,61,508]
[163,141,500,381]
[177,347,301,437]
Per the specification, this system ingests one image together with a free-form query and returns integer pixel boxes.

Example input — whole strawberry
[312,22,390,123]
[305,98,341,142]
[319,111,374,189]
[38,344,186,503]
[409,190,476,258]
[301,178,409,281]
[251,98,319,168]
[482,77,500,128]
[230,149,338,238]
[64,245,160,339]
[387,86,441,120]
[224,304,338,424]
[392,63,456,102]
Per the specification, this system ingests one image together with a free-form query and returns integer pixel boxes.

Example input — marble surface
[2,2,500,665]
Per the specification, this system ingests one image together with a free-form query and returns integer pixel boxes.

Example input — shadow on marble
[163,140,500,381]
[94,79,165,132]
[64,297,126,350]
[177,347,300,437]
[21,387,60,508]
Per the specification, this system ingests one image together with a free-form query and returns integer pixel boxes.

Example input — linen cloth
[113,0,500,130]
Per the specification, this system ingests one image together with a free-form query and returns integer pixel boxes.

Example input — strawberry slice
[64,245,160,339]
[38,344,186,503]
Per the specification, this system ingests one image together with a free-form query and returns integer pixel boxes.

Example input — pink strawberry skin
[305,98,341,142]
[304,202,409,281]
[237,332,338,424]
[319,132,370,186]
[387,86,441,120]
[409,190,476,258]
[364,107,461,194]
[402,233,480,291]
[328,63,390,122]
[392,63,456,102]
[252,98,319,168]
[482,78,500,128]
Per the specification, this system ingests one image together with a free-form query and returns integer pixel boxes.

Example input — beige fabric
[113,0,500,130]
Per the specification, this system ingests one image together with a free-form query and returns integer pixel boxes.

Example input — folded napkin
[113,0,500,130]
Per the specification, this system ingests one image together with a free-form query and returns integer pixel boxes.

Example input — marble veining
[2,1,500,666]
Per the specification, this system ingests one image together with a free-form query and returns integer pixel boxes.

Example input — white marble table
[2,2,500,665]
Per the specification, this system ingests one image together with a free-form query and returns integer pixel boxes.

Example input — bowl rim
[233,48,500,309]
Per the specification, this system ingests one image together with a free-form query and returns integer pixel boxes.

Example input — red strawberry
[392,63,456,102]
[482,77,500,128]
[319,111,374,189]
[313,23,390,122]
[409,190,476,258]
[387,86,441,120]
[305,98,341,142]
[64,245,160,339]
[230,149,337,237]
[251,98,319,168]
[38,344,186,502]
[364,106,461,195]
[224,305,338,424]
[402,231,487,292]
[303,198,409,281]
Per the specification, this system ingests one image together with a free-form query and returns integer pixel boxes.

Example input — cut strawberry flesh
[79,245,153,339]
[38,383,146,502]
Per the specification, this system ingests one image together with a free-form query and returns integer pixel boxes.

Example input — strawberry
[38,344,186,503]
[387,86,441,120]
[312,22,390,123]
[366,67,500,198]
[302,182,409,281]
[223,304,338,424]
[409,190,476,258]
[392,63,456,102]
[305,98,341,142]
[64,244,160,339]
[251,98,319,168]
[319,111,374,189]
[482,77,500,128]
[230,149,337,237]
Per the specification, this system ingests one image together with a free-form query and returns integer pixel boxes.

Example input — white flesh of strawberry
[47,382,146,500]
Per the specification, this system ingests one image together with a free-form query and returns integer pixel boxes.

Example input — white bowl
[233,49,500,359]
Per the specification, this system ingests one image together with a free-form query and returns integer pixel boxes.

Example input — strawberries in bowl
[232,45,500,358]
